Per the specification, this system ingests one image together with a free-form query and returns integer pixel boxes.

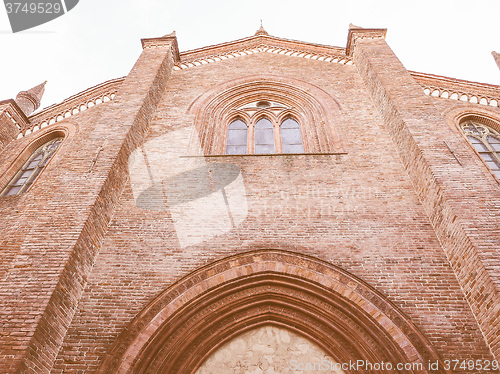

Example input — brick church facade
[0,25,499,373]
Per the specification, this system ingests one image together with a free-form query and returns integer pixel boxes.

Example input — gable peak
[255,20,269,36]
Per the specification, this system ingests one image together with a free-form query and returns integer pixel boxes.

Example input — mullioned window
[225,101,304,155]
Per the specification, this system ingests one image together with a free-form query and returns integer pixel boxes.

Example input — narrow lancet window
[1,138,63,196]
[254,117,275,154]
[461,121,500,179]
[280,117,304,153]
[226,119,248,154]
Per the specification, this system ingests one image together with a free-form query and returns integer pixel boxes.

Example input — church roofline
[16,32,500,139]
[20,77,125,138]
[410,71,500,104]
[20,69,498,140]
[410,71,500,91]
[177,33,348,64]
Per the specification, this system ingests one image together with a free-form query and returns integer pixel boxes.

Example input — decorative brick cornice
[174,34,352,70]
[346,25,387,56]
[21,77,125,138]
[411,71,500,107]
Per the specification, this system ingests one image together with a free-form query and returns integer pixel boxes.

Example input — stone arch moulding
[187,74,345,155]
[96,250,444,374]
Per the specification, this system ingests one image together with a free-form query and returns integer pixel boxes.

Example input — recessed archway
[96,250,442,374]
[187,74,345,154]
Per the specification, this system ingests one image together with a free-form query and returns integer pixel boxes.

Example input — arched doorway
[97,250,442,373]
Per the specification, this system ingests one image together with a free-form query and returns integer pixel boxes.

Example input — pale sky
[0,0,499,109]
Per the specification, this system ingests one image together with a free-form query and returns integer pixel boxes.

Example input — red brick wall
[48,49,499,373]
[0,101,25,152]
[0,38,177,373]
[1,32,499,373]
[353,34,500,361]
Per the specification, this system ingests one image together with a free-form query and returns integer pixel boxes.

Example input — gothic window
[254,117,275,154]
[224,101,306,155]
[280,117,304,153]
[461,120,500,179]
[194,77,344,155]
[225,119,248,155]
[1,137,63,196]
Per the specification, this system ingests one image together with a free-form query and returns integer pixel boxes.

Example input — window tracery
[1,137,63,196]
[461,120,500,179]
[190,75,343,155]
[224,101,304,155]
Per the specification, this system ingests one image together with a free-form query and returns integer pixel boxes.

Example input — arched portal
[97,250,442,373]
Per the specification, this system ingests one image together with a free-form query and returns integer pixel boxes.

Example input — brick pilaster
[0,100,28,151]
[349,27,500,360]
[0,35,179,373]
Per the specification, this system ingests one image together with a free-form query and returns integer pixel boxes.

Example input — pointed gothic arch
[458,114,500,180]
[188,74,345,155]
[444,107,500,183]
[0,126,72,196]
[96,250,442,374]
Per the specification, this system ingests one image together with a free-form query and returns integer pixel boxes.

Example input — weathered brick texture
[0,101,27,152]
[0,28,499,374]
[0,36,177,373]
[351,31,500,361]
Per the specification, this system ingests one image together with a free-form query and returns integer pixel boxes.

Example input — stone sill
[182,152,348,158]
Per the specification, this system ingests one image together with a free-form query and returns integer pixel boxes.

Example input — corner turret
[15,81,46,116]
